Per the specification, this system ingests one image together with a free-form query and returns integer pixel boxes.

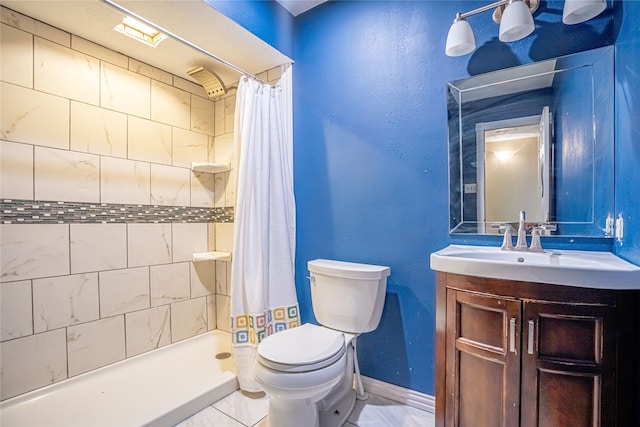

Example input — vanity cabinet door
[520,301,616,427]
[445,289,521,427]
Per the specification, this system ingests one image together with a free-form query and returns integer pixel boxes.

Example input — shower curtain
[230,65,300,392]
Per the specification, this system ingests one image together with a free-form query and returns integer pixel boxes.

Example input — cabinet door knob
[509,317,517,353]
[528,319,535,355]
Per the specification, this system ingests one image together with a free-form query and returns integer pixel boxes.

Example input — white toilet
[254,259,390,427]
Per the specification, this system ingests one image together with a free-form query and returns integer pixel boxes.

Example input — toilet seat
[257,324,346,373]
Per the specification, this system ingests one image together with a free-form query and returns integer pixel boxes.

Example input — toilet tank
[307,259,390,334]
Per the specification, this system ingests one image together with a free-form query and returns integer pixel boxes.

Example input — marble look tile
[191,261,215,298]
[0,280,33,341]
[1,82,70,149]
[99,267,150,317]
[151,80,190,128]
[150,262,190,307]
[215,223,235,252]
[34,36,100,105]
[215,260,230,296]
[70,224,127,274]
[125,305,171,357]
[71,35,127,69]
[0,140,34,199]
[207,295,217,331]
[172,222,208,262]
[150,164,190,207]
[213,172,228,208]
[212,390,269,427]
[100,156,151,205]
[127,223,172,267]
[100,62,150,118]
[174,75,208,98]
[213,133,234,164]
[216,294,230,332]
[347,393,436,427]
[191,95,216,136]
[214,98,226,137]
[128,116,172,165]
[32,273,100,333]
[170,297,207,343]
[173,127,209,168]
[175,406,245,427]
[67,316,126,377]
[0,224,70,282]
[226,167,237,208]
[0,329,67,400]
[224,95,236,134]
[1,23,33,87]
[191,171,215,207]
[34,147,100,203]
[129,59,171,85]
[70,101,127,157]
[207,223,216,251]
[1,8,69,48]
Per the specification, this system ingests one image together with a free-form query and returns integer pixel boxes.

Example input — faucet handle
[501,227,514,251]
[529,228,544,252]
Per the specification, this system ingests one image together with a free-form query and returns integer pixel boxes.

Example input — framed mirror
[448,46,614,236]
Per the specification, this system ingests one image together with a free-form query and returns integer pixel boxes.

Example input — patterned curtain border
[232,304,300,345]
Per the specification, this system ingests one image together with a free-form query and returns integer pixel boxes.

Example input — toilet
[254,259,390,427]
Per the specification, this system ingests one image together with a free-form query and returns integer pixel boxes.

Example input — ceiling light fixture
[446,0,606,57]
[494,150,515,163]
[114,16,167,48]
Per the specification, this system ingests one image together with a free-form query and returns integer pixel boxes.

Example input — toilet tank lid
[308,259,390,280]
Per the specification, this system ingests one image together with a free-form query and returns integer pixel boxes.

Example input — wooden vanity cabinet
[435,272,640,427]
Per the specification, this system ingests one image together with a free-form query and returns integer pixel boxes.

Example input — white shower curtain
[230,65,299,392]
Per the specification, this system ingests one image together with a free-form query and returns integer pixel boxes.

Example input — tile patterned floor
[175,390,435,427]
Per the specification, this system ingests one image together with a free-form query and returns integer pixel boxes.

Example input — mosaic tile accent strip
[1,199,234,224]
[231,304,300,345]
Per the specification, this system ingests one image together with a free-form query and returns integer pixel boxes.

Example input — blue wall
[293,1,616,395]
[614,1,640,264]
[214,0,634,396]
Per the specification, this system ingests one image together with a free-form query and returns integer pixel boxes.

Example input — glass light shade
[563,0,606,24]
[499,0,535,42]
[446,19,476,57]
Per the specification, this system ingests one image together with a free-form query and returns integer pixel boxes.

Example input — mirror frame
[447,46,614,237]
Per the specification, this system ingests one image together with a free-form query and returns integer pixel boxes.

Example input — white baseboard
[360,375,435,414]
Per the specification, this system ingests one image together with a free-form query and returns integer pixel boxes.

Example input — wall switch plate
[464,183,477,194]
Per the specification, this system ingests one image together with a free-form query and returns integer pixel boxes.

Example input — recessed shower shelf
[192,251,232,262]
[191,162,230,174]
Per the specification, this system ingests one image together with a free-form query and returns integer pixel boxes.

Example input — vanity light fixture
[446,0,607,57]
[563,0,607,24]
[114,16,167,48]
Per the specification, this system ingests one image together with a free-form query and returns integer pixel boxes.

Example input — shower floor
[0,330,238,427]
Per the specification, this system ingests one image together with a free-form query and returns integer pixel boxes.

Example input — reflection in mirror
[448,46,614,237]
[476,107,551,234]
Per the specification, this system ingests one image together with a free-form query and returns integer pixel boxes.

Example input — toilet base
[266,386,356,427]
[267,396,319,427]
[318,387,356,427]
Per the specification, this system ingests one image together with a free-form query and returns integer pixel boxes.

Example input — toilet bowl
[254,323,356,427]
[254,259,390,427]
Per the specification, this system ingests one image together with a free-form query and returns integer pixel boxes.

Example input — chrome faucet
[500,211,545,252]
[515,211,528,250]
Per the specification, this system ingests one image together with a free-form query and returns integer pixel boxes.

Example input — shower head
[187,66,227,99]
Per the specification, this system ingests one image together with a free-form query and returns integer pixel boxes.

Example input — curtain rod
[99,0,267,84]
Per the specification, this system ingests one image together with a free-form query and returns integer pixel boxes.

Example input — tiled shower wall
[0,6,273,401]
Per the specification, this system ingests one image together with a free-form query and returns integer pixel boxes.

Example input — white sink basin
[430,245,640,289]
